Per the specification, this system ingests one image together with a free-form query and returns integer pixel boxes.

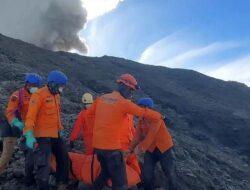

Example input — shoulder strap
[18,88,25,110]
[15,88,25,120]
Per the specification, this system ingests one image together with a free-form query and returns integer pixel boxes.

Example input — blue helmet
[47,70,68,85]
[25,73,42,87]
[137,98,154,108]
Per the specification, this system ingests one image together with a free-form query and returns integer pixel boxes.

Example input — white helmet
[82,93,93,104]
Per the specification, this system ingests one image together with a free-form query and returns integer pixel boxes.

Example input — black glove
[70,141,75,149]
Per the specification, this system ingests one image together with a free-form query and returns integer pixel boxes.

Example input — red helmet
[117,73,138,90]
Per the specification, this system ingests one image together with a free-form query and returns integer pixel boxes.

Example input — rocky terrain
[0,33,249,189]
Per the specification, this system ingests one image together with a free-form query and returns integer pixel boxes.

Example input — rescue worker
[69,93,95,154]
[129,98,178,190]
[120,114,141,177]
[87,73,162,190]
[70,93,140,189]
[0,73,42,187]
[23,70,69,190]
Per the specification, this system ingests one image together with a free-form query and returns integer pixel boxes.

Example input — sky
[80,0,250,86]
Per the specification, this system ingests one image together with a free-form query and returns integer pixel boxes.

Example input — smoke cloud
[0,0,88,53]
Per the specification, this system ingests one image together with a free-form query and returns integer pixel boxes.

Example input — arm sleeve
[129,124,143,151]
[139,120,162,152]
[122,100,161,120]
[24,93,41,133]
[5,93,19,123]
[69,112,84,141]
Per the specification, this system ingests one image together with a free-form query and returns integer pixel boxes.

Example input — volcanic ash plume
[0,0,88,53]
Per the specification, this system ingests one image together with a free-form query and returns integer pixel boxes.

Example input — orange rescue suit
[120,114,141,175]
[5,88,31,123]
[24,86,63,137]
[69,109,95,154]
[87,91,162,150]
[120,114,135,151]
[131,118,173,153]
[70,113,135,153]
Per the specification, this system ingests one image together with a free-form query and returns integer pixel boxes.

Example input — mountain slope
[0,34,249,189]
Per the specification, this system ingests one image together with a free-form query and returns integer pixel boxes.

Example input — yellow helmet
[82,93,93,104]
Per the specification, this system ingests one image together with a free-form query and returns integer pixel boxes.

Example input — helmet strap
[118,83,134,99]
[47,82,60,95]
[83,103,92,109]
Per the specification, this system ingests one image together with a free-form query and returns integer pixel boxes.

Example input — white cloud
[82,0,123,20]
[82,19,118,57]
[139,34,250,86]
[139,32,188,65]
[165,41,243,67]
[206,56,250,86]
[139,34,244,68]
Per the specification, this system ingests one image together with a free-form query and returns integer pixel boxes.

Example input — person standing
[129,98,178,190]
[23,70,69,190]
[87,73,162,190]
[0,73,42,187]
[69,93,95,154]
